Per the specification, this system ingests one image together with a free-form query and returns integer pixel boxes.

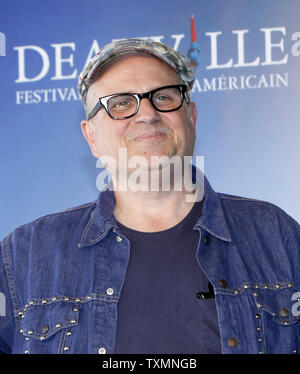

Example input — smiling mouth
[134,132,166,142]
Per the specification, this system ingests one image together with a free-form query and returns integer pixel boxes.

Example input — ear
[188,102,197,130]
[80,119,99,158]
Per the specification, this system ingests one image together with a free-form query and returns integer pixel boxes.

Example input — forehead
[87,53,181,99]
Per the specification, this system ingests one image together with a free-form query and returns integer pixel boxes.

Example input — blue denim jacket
[1,177,300,354]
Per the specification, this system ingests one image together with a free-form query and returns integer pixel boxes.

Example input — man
[0,38,300,354]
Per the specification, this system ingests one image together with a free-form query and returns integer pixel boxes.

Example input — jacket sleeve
[282,211,300,254]
[0,242,15,353]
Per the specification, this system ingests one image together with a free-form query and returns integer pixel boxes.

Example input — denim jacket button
[219,279,227,288]
[116,235,123,242]
[228,337,238,348]
[106,288,114,296]
[98,347,106,354]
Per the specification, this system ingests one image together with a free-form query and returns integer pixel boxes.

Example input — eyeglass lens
[107,86,182,119]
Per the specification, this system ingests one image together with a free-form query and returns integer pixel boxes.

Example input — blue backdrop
[0,0,299,239]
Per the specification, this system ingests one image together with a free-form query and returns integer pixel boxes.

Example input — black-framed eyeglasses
[87,84,188,120]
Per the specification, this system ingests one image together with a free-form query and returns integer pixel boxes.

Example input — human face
[81,54,197,168]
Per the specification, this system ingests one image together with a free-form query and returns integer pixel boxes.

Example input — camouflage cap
[78,38,195,106]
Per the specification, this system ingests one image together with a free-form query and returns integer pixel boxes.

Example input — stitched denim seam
[7,203,96,236]
[256,306,265,353]
[57,329,66,354]
[218,194,269,204]
[1,236,20,316]
[214,281,294,296]
[19,294,118,317]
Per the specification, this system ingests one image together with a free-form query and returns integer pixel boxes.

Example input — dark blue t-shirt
[114,200,221,354]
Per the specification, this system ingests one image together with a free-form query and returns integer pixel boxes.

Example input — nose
[134,97,160,125]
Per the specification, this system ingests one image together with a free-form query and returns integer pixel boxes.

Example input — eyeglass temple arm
[87,101,102,120]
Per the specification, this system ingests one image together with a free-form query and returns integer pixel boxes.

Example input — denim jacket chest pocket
[18,298,80,354]
[251,284,299,353]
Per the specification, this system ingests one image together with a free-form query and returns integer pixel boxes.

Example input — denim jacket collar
[78,174,231,248]
[194,176,231,243]
[78,187,118,248]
